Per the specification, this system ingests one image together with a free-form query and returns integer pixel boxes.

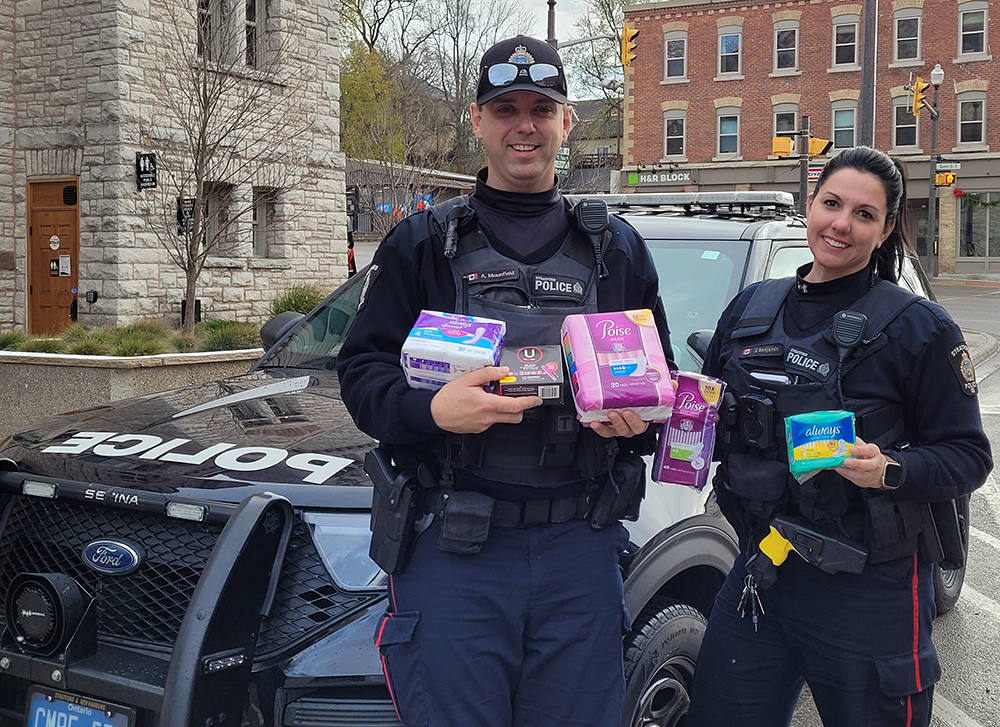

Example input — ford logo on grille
[81,539,142,575]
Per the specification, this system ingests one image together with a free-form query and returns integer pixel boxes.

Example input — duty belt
[428,490,593,529]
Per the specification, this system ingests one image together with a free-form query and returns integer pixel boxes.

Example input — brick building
[622,0,998,275]
[1,0,346,335]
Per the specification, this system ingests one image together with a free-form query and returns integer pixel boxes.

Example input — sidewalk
[961,328,998,368]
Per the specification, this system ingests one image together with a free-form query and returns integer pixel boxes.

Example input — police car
[0,192,961,727]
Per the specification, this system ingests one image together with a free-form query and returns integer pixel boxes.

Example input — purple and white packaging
[401,310,506,391]
[561,309,675,424]
[652,373,726,489]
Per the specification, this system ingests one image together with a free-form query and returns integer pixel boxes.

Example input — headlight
[303,512,388,591]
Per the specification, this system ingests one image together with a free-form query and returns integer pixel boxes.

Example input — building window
[774,23,798,71]
[959,193,1000,258]
[894,13,921,61]
[893,105,918,147]
[718,113,739,155]
[665,32,687,79]
[959,4,988,56]
[833,20,858,65]
[663,112,685,157]
[245,0,268,68]
[959,99,984,144]
[774,104,798,153]
[253,188,277,257]
[198,0,222,62]
[719,30,741,75]
[203,183,234,255]
[832,106,856,149]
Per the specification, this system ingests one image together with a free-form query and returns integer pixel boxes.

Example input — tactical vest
[428,196,612,489]
[717,276,927,563]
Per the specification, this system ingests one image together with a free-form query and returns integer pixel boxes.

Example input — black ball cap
[476,35,568,106]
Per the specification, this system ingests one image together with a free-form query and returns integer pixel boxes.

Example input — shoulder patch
[357,263,380,312]
[948,341,978,396]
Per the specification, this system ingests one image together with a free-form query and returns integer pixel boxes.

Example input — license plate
[24,686,134,727]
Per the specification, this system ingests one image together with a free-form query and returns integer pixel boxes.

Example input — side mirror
[686,330,714,370]
[260,311,305,350]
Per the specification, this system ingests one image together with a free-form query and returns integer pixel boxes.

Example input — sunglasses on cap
[485,62,562,89]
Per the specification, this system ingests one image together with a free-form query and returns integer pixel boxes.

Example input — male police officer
[337,36,672,727]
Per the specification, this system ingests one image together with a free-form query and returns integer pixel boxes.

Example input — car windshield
[256,272,366,371]
[646,240,749,371]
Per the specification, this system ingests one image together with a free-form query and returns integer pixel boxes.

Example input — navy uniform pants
[688,550,939,727]
[374,517,629,727]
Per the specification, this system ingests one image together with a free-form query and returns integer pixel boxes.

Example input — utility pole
[857,0,877,145]
[924,64,945,277]
[547,0,557,48]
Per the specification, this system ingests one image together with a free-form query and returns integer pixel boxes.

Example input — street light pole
[924,63,944,278]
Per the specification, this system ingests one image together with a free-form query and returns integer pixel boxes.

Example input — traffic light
[936,172,956,187]
[808,137,833,157]
[912,77,930,117]
[772,137,794,157]
[621,22,639,68]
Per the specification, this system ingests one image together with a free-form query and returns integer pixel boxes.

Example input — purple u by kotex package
[652,372,726,489]
[401,310,506,391]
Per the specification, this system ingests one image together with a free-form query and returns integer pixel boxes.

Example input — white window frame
[893,11,922,63]
[663,110,686,159]
[955,92,988,150]
[716,109,740,158]
[832,18,859,68]
[773,103,798,154]
[891,103,919,151]
[773,21,799,73]
[664,31,688,81]
[831,103,857,150]
[717,27,742,77]
[958,3,990,60]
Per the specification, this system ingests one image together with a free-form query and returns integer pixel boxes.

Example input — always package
[561,309,675,424]
[401,310,505,391]
[498,345,565,404]
[652,373,725,489]
[785,410,856,482]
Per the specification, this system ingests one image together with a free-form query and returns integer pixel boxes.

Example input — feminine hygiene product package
[652,373,726,489]
[784,410,856,482]
[561,309,675,424]
[401,310,506,391]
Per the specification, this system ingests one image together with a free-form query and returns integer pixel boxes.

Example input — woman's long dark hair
[812,146,913,283]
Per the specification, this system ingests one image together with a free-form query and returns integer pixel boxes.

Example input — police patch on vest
[739,344,783,358]
[784,346,834,382]
[949,342,978,396]
[465,268,519,283]
[532,274,586,298]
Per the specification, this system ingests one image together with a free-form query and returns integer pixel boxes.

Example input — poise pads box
[561,309,675,424]
[401,310,505,391]
[652,373,725,489]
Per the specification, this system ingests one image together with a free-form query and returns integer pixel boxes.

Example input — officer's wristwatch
[879,457,902,491]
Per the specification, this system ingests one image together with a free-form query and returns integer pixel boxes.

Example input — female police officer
[687,146,991,726]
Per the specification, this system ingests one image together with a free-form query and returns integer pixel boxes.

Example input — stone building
[2,0,346,335]
[622,0,999,276]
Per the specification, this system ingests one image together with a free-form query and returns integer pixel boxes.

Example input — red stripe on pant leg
[906,695,913,727]
[911,552,922,692]
[380,650,404,724]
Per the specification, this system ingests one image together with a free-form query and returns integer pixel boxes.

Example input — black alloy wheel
[933,494,971,615]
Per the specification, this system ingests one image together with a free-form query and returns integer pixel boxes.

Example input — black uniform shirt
[704,263,992,504]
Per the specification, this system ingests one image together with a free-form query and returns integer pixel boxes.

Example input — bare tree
[562,0,623,99]
[136,1,320,334]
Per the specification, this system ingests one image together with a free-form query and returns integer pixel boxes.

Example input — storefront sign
[626,170,696,186]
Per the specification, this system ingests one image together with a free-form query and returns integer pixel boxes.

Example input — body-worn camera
[739,393,774,449]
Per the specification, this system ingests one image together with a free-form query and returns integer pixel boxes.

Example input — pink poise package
[561,309,675,424]
[652,373,726,489]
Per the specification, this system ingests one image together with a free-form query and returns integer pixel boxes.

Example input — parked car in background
[0,192,961,727]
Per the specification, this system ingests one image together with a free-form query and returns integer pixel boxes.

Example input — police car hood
[0,370,377,504]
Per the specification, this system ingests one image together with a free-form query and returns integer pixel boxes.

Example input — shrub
[171,332,199,352]
[66,336,115,356]
[196,321,261,352]
[16,338,67,354]
[113,330,167,357]
[0,331,29,350]
[270,285,326,317]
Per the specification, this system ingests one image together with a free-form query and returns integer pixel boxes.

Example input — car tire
[933,495,971,615]
[622,597,707,727]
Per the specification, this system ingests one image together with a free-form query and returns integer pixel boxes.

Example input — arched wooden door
[28,180,79,335]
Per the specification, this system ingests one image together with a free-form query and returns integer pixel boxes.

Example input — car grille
[284,698,401,727]
[0,495,380,661]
